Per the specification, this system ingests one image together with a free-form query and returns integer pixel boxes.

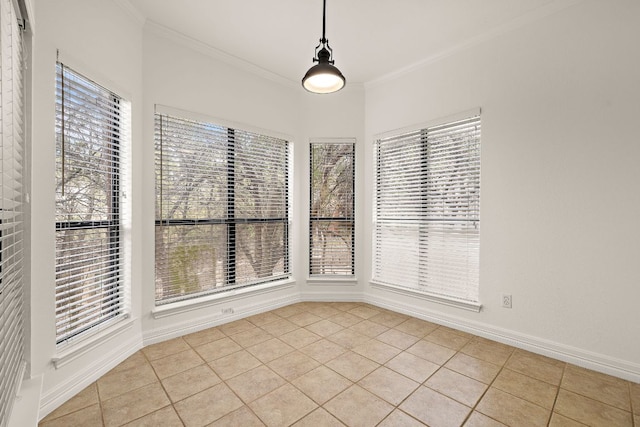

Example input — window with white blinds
[55,63,129,345]
[155,113,290,304]
[0,0,26,424]
[374,113,481,308]
[309,141,354,276]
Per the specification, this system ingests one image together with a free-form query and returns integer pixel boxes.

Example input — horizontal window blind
[374,115,481,303]
[155,113,290,304]
[309,141,354,276]
[55,63,127,345]
[0,0,26,424]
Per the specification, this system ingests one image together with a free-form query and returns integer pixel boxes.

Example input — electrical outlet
[501,294,512,309]
[221,308,234,315]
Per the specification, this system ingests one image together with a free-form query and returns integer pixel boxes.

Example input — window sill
[307,277,357,286]
[52,315,135,369]
[152,278,296,319]
[369,281,482,312]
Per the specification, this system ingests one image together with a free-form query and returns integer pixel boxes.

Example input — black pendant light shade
[302,0,345,94]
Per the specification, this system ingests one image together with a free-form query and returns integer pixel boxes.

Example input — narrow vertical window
[309,140,355,276]
[374,113,481,308]
[0,0,27,421]
[155,113,290,304]
[55,64,129,344]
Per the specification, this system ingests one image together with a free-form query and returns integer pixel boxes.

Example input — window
[55,63,129,345]
[155,113,290,304]
[373,113,481,308]
[309,140,355,276]
[0,0,26,423]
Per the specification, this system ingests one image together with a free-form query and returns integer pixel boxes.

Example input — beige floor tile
[400,385,471,427]
[299,338,347,363]
[150,349,204,379]
[279,328,321,349]
[249,383,318,427]
[436,325,474,339]
[368,311,409,328]
[123,405,183,427]
[348,305,381,320]
[161,364,221,403]
[463,411,508,427]
[143,338,190,361]
[218,319,255,336]
[110,351,149,374]
[291,365,352,404]
[554,389,633,427]
[207,406,265,426]
[326,351,380,382]
[394,317,438,337]
[305,319,344,337]
[41,383,99,422]
[460,338,514,366]
[182,327,225,348]
[359,366,420,405]
[445,353,501,384]
[425,368,487,407]
[376,329,421,350]
[247,337,295,363]
[492,368,558,409]
[39,404,103,427]
[292,407,345,426]
[288,311,323,326]
[304,303,341,319]
[327,328,371,349]
[378,409,426,426]
[328,302,361,312]
[406,340,456,365]
[385,351,440,383]
[98,363,158,401]
[348,319,389,338]
[425,328,472,351]
[226,365,286,403]
[325,385,394,427]
[561,364,631,410]
[259,318,299,336]
[505,349,565,385]
[245,311,282,327]
[174,383,243,427]
[194,337,242,362]
[272,303,306,318]
[548,412,588,426]
[102,382,170,427]
[209,349,262,380]
[229,327,273,348]
[634,414,639,426]
[476,388,551,427]
[352,339,401,364]
[329,311,363,328]
[267,350,320,381]
[631,382,640,415]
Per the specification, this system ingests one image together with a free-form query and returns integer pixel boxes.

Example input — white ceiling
[126,0,575,85]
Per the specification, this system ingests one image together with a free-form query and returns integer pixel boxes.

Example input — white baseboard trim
[38,333,143,420]
[143,293,301,345]
[365,292,640,383]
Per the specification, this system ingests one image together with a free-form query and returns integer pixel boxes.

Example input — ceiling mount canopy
[302,0,345,94]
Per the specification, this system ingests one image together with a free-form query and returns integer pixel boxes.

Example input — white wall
[363,0,640,380]
[31,0,144,416]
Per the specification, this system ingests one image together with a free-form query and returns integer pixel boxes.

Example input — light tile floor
[39,302,640,427]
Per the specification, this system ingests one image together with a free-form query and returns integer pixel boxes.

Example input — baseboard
[365,292,640,383]
[38,333,143,420]
[143,293,301,345]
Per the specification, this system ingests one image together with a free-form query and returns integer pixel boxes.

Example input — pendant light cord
[322,0,327,43]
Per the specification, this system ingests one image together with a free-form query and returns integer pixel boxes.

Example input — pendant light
[302,0,345,94]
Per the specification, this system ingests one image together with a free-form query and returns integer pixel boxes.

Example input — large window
[309,140,354,276]
[374,113,481,308]
[55,64,129,345]
[155,113,290,304]
[0,0,26,423]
